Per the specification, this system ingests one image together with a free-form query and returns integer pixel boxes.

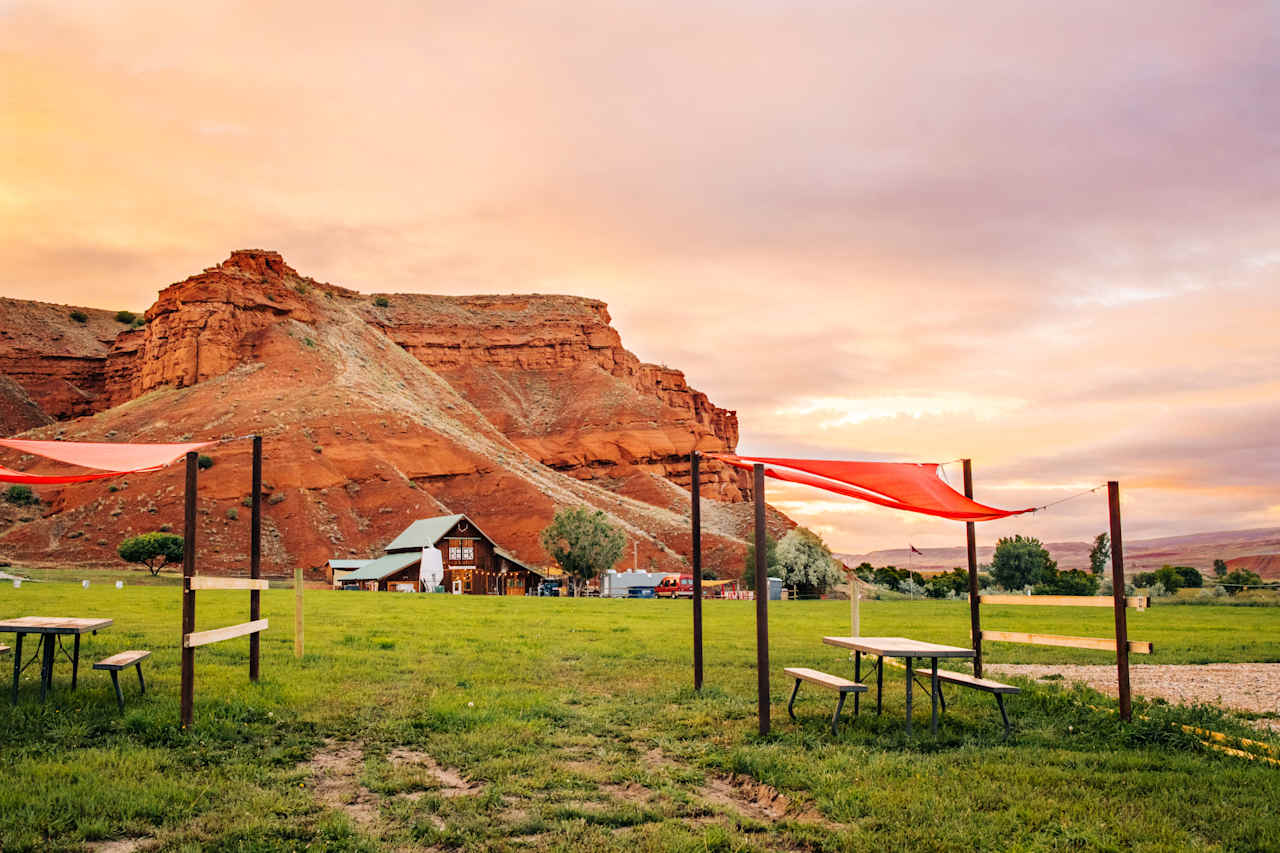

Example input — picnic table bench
[1,616,113,703]
[912,667,1019,736]
[94,650,151,711]
[784,666,867,734]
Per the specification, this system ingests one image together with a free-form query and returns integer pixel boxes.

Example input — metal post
[1108,481,1131,721]
[691,451,703,692]
[294,566,304,659]
[249,435,262,682]
[180,451,198,728]
[753,463,770,736]
[963,459,982,678]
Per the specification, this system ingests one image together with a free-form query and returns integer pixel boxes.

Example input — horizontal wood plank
[981,630,1152,654]
[979,594,1148,609]
[0,645,9,654]
[912,668,1020,693]
[188,577,269,591]
[784,667,866,692]
[184,619,269,648]
[93,650,151,670]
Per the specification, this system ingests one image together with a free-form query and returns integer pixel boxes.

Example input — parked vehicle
[654,574,695,599]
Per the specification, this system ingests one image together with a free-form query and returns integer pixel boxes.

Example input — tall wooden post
[249,435,262,682]
[180,451,198,728]
[963,459,982,677]
[1108,481,1132,721]
[753,463,770,736]
[295,567,304,659]
[691,451,703,691]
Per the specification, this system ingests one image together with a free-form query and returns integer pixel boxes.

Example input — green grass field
[2,574,1278,852]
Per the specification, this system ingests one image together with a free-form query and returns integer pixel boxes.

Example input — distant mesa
[0,250,787,577]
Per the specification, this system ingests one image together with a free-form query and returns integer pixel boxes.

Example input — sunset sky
[3,1,1278,552]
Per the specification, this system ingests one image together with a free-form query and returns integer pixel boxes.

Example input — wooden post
[963,459,982,678]
[1108,481,1131,721]
[691,451,703,692]
[249,435,262,682]
[180,451,198,728]
[294,566,304,659]
[851,575,860,636]
[753,463,770,736]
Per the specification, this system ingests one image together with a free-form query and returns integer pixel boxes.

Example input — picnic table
[1,617,113,703]
[822,636,975,735]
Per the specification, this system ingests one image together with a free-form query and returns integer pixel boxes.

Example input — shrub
[69,310,88,323]
[117,532,184,576]
[226,508,239,520]
[268,492,286,505]
[4,485,38,506]
[991,535,1057,590]
[302,337,315,348]
[373,296,390,308]
[197,454,214,470]
[114,310,136,324]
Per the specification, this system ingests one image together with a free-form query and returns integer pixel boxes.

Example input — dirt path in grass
[986,663,1280,731]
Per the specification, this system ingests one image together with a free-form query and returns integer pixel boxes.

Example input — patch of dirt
[88,840,150,853]
[390,747,480,797]
[307,740,381,830]
[987,663,1280,730]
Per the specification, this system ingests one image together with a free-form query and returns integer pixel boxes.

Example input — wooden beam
[250,434,262,682]
[981,629,1152,654]
[294,567,303,659]
[188,577,269,591]
[753,463,770,736]
[180,451,197,729]
[963,459,981,678]
[184,619,269,649]
[1109,481,1133,720]
[979,594,1149,609]
[690,450,703,692]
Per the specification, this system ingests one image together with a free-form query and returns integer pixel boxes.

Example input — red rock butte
[0,250,792,576]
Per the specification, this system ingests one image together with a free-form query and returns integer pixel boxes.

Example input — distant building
[601,569,670,598]
[338,514,544,594]
[326,559,370,589]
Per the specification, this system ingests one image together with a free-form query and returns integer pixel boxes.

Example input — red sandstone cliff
[0,251,779,576]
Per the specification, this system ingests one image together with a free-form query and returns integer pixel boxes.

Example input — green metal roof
[495,547,541,575]
[386,514,499,552]
[341,551,422,582]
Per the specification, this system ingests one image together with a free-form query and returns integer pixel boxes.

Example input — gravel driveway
[986,663,1280,731]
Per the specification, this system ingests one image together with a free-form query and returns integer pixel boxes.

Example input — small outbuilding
[327,559,371,589]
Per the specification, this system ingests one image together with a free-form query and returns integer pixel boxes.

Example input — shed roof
[386,514,496,552]
[495,548,542,575]
[342,551,422,582]
[328,559,370,570]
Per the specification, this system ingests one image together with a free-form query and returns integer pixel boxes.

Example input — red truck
[654,574,695,599]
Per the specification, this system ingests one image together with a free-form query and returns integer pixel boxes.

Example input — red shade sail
[0,439,215,484]
[707,453,1032,522]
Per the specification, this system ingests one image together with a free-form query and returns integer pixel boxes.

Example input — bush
[197,454,214,470]
[373,296,390,308]
[991,535,1058,590]
[1034,567,1100,596]
[4,485,38,506]
[117,532,184,576]
[114,310,136,324]
[69,310,88,323]
[226,508,239,520]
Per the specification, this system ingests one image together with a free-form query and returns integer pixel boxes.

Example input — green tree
[117,532,184,576]
[1221,568,1263,593]
[539,507,626,596]
[4,485,39,506]
[925,567,969,599]
[775,527,843,596]
[1035,568,1099,596]
[742,532,778,590]
[990,535,1057,591]
[1089,532,1110,575]
[1212,558,1228,578]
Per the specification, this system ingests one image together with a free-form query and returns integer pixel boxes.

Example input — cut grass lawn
[1,576,1278,852]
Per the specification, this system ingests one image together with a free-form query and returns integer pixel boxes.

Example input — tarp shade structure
[0,439,214,484]
[707,453,1033,522]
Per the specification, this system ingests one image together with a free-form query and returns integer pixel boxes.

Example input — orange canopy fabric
[0,439,214,484]
[708,453,1032,522]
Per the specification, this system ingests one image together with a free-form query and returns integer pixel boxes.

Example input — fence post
[1108,481,1131,721]
[180,451,198,728]
[249,435,262,682]
[691,451,703,692]
[295,567,304,659]
[753,463,770,736]
[963,459,982,677]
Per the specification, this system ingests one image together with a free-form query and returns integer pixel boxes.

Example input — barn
[339,514,543,594]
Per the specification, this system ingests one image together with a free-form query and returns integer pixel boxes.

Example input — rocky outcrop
[0,297,123,419]
[0,250,769,575]
[0,375,53,437]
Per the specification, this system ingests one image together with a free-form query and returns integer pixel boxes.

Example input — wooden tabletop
[822,636,976,658]
[0,617,113,635]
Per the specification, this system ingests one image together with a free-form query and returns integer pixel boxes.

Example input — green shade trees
[539,507,626,596]
[775,527,843,596]
[117,532,184,576]
[742,532,778,590]
[990,535,1057,591]
[1089,532,1110,575]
